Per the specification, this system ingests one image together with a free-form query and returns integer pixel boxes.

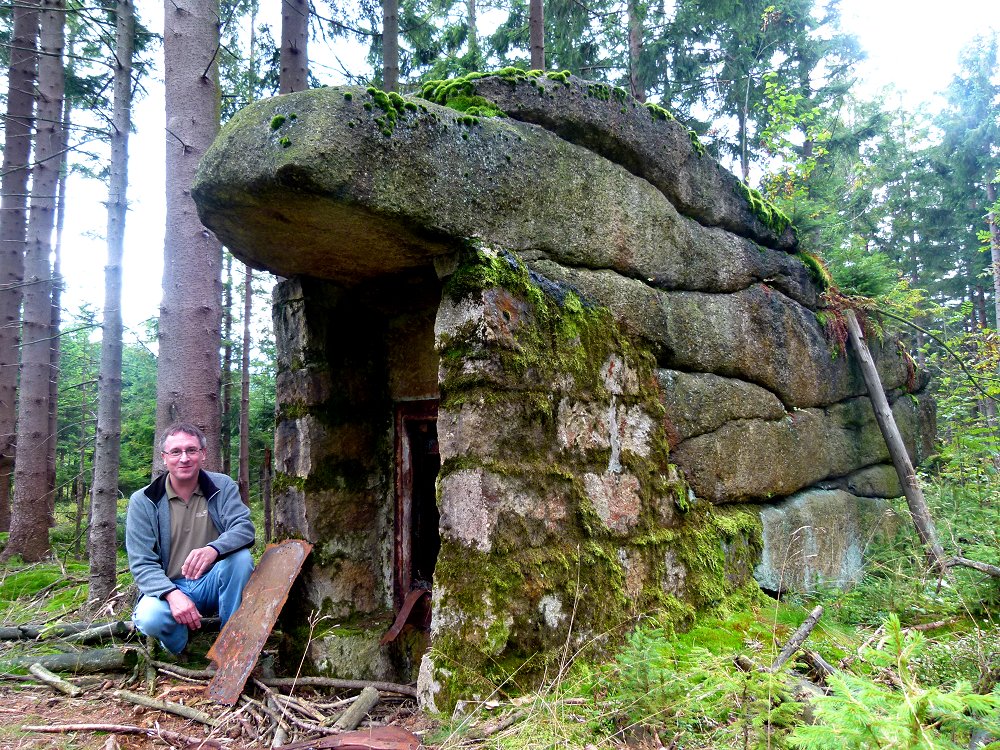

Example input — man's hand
[181,546,219,580]
[165,589,203,630]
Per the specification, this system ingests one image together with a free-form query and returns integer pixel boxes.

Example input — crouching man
[126,421,255,655]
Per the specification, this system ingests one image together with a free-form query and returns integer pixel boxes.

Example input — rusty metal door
[392,400,439,621]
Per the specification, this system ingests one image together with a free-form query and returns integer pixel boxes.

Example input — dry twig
[21,723,225,748]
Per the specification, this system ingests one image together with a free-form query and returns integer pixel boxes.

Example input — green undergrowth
[437,600,1000,750]
[435,474,1000,749]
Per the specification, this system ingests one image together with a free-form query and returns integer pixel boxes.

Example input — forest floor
[0,665,436,750]
[0,681,208,749]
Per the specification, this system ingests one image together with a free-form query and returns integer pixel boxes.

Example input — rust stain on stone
[207,538,313,705]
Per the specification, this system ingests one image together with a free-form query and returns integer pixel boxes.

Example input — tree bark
[90,0,133,603]
[46,93,71,520]
[29,663,82,696]
[844,310,948,572]
[0,0,40,534]
[382,0,399,92]
[466,0,479,65]
[5,0,65,563]
[262,445,272,542]
[238,265,251,502]
[156,0,223,471]
[529,0,544,70]
[222,253,233,475]
[334,686,380,730]
[14,647,138,673]
[279,0,308,94]
[988,182,1000,329]
[627,0,644,102]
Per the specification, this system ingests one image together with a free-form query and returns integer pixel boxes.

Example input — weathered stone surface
[529,261,909,408]
[658,369,786,443]
[821,463,902,498]
[439,395,551,460]
[438,468,575,551]
[467,74,796,249]
[672,394,928,504]
[754,489,898,593]
[309,628,397,681]
[582,471,643,534]
[194,87,811,304]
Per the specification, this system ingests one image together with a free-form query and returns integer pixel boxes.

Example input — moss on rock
[426,244,768,709]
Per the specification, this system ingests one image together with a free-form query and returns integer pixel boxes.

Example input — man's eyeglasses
[164,447,203,458]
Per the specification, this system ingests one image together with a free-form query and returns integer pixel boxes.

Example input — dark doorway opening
[393,400,440,630]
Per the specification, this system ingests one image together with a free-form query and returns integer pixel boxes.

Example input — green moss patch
[738,181,793,236]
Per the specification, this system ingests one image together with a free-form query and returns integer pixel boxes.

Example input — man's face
[162,432,204,484]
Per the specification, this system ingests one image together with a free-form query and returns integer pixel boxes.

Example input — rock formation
[193,70,934,710]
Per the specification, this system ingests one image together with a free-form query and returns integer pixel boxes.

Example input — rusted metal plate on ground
[279,726,423,750]
[207,539,312,705]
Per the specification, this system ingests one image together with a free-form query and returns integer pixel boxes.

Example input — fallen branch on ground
[770,605,824,673]
[949,557,1000,578]
[149,661,418,697]
[334,685,380,731]
[63,621,135,644]
[21,723,225,748]
[29,663,82,697]
[114,688,218,726]
[263,676,417,698]
[14,647,139,673]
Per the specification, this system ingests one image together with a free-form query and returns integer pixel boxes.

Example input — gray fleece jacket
[125,469,255,599]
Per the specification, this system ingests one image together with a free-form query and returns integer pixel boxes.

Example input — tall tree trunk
[975,285,989,330]
[89,0,133,604]
[0,0,40,533]
[382,0,398,92]
[155,0,223,471]
[738,108,750,182]
[47,93,71,520]
[529,0,544,70]
[262,445,271,542]
[988,182,1000,329]
[845,311,948,573]
[466,0,479,65]
[4,0,65,563]
[627,0,644,102]
[238,266,251,503]
[279,0,308,93]
[221,253,233,475]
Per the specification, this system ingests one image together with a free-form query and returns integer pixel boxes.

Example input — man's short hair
[160,422,207,453]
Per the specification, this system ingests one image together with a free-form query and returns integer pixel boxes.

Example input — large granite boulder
[192,72,935,710]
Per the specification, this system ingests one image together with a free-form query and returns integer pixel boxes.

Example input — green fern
[789,615,1000,750]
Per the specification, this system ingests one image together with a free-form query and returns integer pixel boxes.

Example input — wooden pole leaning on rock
[844,310,949,574]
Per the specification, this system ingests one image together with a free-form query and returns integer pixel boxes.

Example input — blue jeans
[133,548,254,655]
